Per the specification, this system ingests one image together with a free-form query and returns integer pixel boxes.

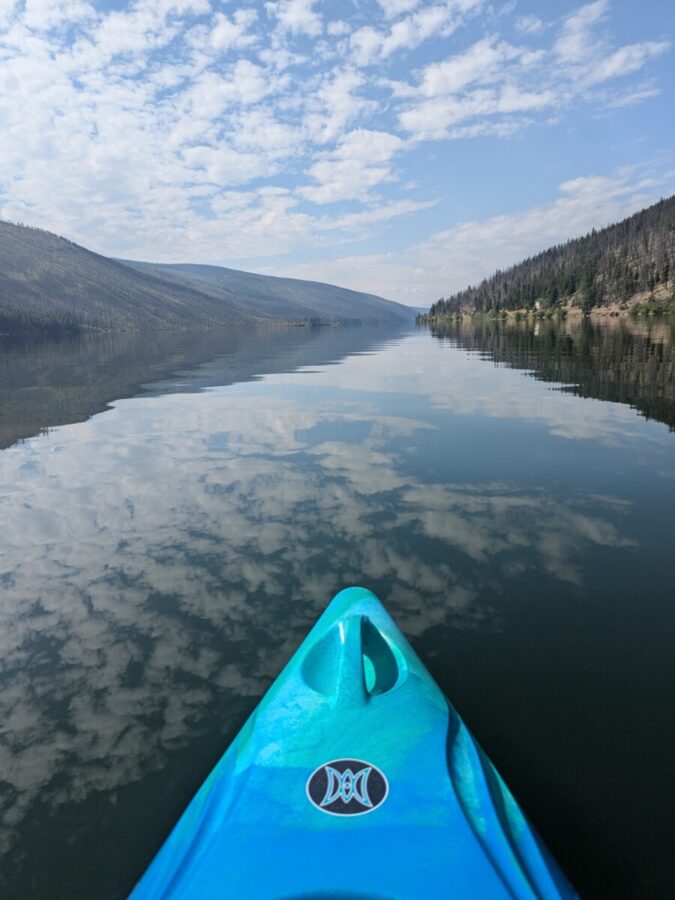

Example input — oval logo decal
[306,759,388,816]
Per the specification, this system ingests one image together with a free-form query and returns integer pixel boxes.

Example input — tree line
[424,195,675,317]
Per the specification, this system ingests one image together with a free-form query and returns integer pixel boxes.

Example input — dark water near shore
[0,318,673,899]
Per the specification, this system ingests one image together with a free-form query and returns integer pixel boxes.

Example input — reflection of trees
[427,317,675,430]
[0,324,406,450]
[0,385,636,897]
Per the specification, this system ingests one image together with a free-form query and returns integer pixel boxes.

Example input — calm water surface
[0,319,673,899]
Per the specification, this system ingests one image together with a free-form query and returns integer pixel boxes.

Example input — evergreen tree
[424,196,675,317]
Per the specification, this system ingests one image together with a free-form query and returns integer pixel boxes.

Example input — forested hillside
[120,259,414,328]
[0,221,412,335]
[424,196,675,317]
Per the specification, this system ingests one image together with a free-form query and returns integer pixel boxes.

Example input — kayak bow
[130,586,577,899]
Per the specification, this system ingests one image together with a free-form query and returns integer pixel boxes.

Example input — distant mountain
[423,196,675,317]
[0,221,413,336]
[121,259,414,328]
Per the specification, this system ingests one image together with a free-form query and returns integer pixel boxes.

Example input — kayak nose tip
[328,585,382,613]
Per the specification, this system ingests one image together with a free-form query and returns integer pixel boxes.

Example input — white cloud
[300,129,405,204]
[21,0,96,32]
[182,60,280,118]
[210,9,259,52]
[350,25,384,66]
[68,0,207,67]
[416,37,520,96]
[326,20,350,37]
[605,83,661,108]
[515,14,543,35]
[182,143,273,186]
[325,197,437,231]
[394,35,558,137]
[231,107,305,154]
[396,35,548,138]
[351,1,479,65]
[394,5,669,141]
[266,0,323,37]
[333,128,405,163]
[302,68,373,144]
[399,85,554,140]
[270,163,675,302]
[553,0,669,87]
[554,0,608,65]
[585,40,669,84]
[0,1,19,29]
[378,0,422,19]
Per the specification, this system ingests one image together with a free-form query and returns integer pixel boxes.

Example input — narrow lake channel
[0,317,673,899]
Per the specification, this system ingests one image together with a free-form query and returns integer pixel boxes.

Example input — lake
[0,317,673,899]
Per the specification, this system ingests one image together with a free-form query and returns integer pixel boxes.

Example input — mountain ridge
[0,221,413,335]
[118,259,412,327]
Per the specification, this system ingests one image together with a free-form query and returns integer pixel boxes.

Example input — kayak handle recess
[301,614,406,706]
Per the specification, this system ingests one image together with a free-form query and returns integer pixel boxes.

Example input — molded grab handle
[301,615,402,705]
[335,616,369,707]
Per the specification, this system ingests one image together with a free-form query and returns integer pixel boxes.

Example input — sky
[0,0,673,305]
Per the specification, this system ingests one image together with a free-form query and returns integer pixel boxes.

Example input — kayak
[130,586,577,899]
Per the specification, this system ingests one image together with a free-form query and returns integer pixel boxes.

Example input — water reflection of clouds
[279,333,672,447]
[399,484,634,586]
[0,336,645,860]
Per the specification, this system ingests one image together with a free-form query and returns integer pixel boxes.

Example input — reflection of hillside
[0,324,407,450]
[427,317,675,430]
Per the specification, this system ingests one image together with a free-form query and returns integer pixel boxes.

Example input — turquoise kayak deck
[130,587,577,899]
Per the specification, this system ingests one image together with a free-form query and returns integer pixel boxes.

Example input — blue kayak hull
[130,587,577,899]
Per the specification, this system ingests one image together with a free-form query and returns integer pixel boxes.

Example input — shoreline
[417,302,675,324]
